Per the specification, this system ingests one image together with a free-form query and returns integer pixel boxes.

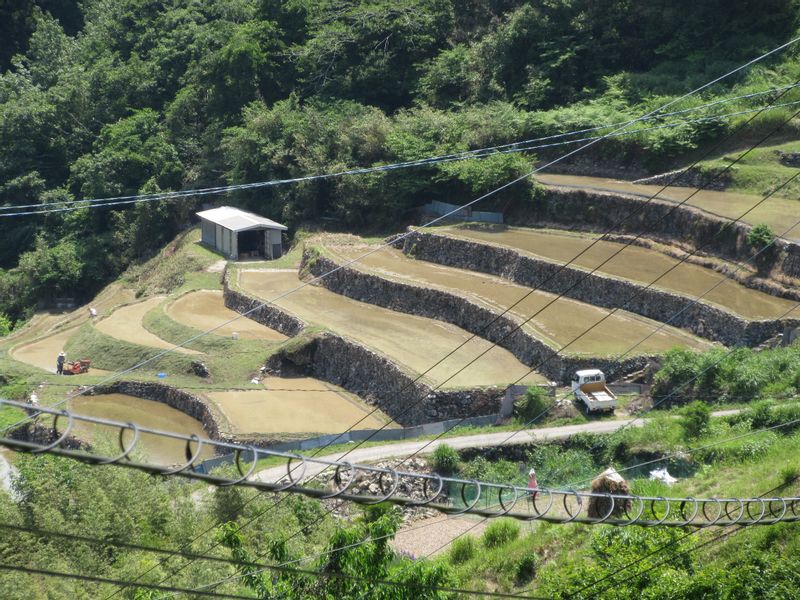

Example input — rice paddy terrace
[537,173,800,242]
[5,182,800,461]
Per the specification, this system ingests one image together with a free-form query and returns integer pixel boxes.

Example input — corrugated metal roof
[196,206,288,232]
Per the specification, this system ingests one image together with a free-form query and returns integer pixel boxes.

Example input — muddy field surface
[167,290,287,341]
[239,270,544,388]
[70,394,215,464]
[330,245,711,354]
[444,225,800,321]
[10,327,111,376]
[208,376,391,433]
[537,173,800,243]
[95,297,201,354]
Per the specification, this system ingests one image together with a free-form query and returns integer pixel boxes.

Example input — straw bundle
[587,467,632,518]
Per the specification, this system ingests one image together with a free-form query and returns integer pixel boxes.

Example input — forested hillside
[1,0,800,325]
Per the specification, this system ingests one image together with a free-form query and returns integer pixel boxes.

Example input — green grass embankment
[64,322,193,376]
[700,140,800,199]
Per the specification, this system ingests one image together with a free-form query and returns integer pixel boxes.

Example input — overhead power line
[3,95,800,219]
[0,523,541,600]
[15,37,792,598]
[0,562,255,599]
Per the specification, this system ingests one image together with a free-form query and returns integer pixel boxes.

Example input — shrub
[681,401,710,439]
[514,386,552,424]
[0,313,11,336]
[431,443,459,475]
[746,222,774,250]
[482,518,520,548]
[448,535,476,564]
[779,465,800,486]
[515,553,537,584]
[748,401,773,429]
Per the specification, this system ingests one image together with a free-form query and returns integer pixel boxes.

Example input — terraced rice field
[238,270,544,388]
[208,376,392,434]
[329,245,712,355]
[442,226,800,320]
[10,327,111,376]
[537,173,800,243]
[167,290,287,340]
[70,394,214,464]
[95,297,200,354]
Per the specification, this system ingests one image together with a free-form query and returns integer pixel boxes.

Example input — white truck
[572,369,617,413]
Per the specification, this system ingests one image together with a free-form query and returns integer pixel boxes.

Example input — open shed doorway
[238,229,265,259]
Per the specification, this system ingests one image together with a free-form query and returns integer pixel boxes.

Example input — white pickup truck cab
[572,369,617,412]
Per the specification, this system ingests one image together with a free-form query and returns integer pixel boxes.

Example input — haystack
[587,467,632,519]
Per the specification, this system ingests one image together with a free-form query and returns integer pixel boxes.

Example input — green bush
[448,535,476,564]
[515,553,537,584]
[431,443,459,475]
[514,386,553,424]
[681,401,711,439]
[482,518,520,548]
[0,313,11,336]
[746,223,775,250]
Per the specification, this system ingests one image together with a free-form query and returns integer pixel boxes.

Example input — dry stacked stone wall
[303,250,649,383]
[515,186,800,282]
[222,268,305,336]
[400,230,799,348]
[265,332,504,426]
[92,381,223,439]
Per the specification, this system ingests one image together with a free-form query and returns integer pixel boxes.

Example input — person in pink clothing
[527,468,539,504]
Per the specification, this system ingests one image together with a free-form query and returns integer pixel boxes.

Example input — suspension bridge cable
[189,405,800,596]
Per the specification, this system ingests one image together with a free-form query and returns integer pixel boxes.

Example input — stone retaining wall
[633,167,730,190]
[303,250,649,383]
[222,268,305,336]
[514,186,800,281]
[92,381,224,439]
[265,332,504,426]
[401,230,800,347]
[9,422,90,450]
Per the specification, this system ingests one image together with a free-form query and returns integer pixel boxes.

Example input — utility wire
[21,39,791,596]
[152,55,800,595]
[0,522,542,599]
[237,130,800,598]
[577,475,800,599]
[0,562,256,599]
[4,95,800,219]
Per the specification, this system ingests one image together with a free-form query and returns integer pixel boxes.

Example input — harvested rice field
[70,394,215,464]
[95,297,201,354]
[167,290,287,340]
[328,244,713,355]
[442,225,800,320]
[10,327,111,376]
[537,173,800,243]
[208,376,393,434]
[238,270,545,388]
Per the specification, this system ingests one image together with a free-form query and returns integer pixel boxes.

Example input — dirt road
[253,410,739,485]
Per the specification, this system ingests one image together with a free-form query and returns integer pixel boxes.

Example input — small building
[196,206,287,260]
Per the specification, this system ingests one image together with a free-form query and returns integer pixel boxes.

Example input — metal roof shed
[196,206,288,260]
